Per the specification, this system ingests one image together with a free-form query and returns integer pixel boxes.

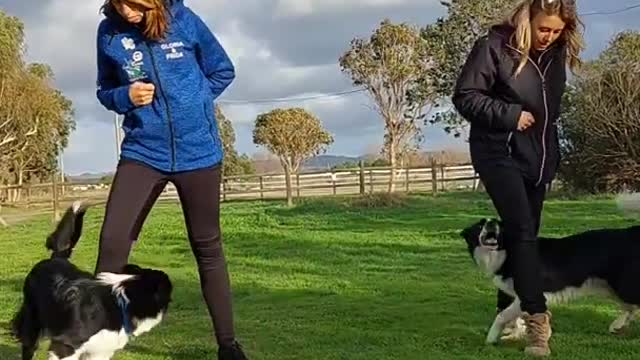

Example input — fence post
[405,167,410,192]
[52,173,60,222]
[296,173,301,198]
[222,179,227,202]
[431,160,438,196]
[359,161,365,195]
[259,176,264,200]
[332,172,337,195]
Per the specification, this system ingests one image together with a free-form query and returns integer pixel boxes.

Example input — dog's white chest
[473,247,506,275]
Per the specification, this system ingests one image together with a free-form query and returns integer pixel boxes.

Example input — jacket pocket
[202,99,219,149]
[510,131,542,178]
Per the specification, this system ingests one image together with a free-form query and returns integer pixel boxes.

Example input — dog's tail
[46,201,90,259]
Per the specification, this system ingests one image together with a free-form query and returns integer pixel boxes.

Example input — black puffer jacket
[453,24,567,186]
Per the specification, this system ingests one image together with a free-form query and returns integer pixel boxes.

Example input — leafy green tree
[253,108,333,206]
[215,105,255,176]
[0,11,75,200]
[558,31,640,192]
[420,0,515,137]
[340,19,435,192]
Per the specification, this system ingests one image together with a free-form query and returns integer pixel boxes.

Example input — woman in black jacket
[452,0,584,356]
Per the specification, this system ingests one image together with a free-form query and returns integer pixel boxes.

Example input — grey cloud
[229,1,444,67]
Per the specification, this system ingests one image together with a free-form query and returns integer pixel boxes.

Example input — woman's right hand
[129,81,155,106]
[517,111,535,131]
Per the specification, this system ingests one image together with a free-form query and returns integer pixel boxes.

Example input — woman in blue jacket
[94,1,248,359]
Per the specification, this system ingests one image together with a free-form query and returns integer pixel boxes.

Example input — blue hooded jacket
[96,0,235,173]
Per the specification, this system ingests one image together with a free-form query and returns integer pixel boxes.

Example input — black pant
[477,163,547,315]
[94,159,235,346]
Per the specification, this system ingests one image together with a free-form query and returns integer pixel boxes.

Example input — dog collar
[117,294,134,336]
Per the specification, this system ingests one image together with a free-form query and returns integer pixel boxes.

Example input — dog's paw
[500,329,526,341]
[500,317,526,341]
[609,322,629,335]
[609,313,634,335]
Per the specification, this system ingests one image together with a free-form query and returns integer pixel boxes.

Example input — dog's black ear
[460,218,486,239]
[123,264,144,275]
[46,201,90,257]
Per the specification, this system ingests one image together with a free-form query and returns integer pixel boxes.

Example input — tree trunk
[284,164,293,207]
[388,141,397,193]
[16,168,23,202]
[9,169,19,203]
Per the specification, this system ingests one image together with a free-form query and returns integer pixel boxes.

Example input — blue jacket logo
[121,37,135,50]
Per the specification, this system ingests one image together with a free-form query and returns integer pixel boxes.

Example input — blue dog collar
[117,294,133,336]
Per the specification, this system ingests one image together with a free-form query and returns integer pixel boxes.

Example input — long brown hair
[505,0,585,76]
[101,0,168,41]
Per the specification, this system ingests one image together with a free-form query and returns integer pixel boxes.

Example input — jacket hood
[489,23,516,40]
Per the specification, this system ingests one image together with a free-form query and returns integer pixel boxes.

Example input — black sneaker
[218,340,248,360]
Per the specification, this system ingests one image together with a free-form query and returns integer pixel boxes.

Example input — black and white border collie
[10,202,173,360]
[460,214,640,345]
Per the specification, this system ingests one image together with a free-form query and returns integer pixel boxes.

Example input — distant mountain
[302,155,361,170]
[66,172,113,184]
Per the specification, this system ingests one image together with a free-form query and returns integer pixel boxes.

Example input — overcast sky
[0,0,637,174]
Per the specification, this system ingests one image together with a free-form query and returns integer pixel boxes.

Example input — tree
[0,11,26,155]
[0,11,75,201]
[339,19,435,192]
[253,108,333,206]
[420,0,514,137]
[6,67,74,201]
[216,105,255,177]
[558,31,640,193]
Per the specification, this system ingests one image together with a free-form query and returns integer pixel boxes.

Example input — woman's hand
[129,81,155,106]
[517,111,535,131]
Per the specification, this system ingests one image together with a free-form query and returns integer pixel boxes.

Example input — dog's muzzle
[479,232,499,250]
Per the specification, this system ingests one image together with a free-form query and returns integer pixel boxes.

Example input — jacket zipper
[537,63,552,186]
[145,42,177,172]
[506,45,553,185]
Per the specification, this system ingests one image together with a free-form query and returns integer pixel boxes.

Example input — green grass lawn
[1,191,639,359]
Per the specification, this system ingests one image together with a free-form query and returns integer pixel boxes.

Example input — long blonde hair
[505,0,585,76]
[101,0,168,41]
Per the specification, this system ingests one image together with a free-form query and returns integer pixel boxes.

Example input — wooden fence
[0,163,480,225]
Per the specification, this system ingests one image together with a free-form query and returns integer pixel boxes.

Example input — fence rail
[0,163,480,225]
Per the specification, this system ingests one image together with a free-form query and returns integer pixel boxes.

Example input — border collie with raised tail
[10,202,173,360]
[460,202,640,345]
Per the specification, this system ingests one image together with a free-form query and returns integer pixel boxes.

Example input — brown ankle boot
[523,311,552,357]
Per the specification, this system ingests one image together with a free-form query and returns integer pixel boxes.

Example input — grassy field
[1,191,639,359]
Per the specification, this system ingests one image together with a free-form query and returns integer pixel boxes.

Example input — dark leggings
[478,163,547,315]
[94,159,235,346]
